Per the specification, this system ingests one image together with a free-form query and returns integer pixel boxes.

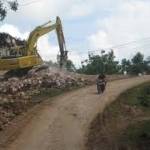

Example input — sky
[0,0,150,67]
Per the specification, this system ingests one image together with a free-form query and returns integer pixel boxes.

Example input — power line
[20,0,41,7]
[70,40,150,55]
[68,36,150,55]
[110,37,150,49]
[126,43,150,52]
[86,37,150,54]
[91,38,150,52]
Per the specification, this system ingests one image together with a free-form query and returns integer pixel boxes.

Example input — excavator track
[3,64,49,79]
[4,67,33,79]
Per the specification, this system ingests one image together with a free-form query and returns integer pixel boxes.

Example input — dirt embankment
[0,76,149,150]
[86,82,150,150]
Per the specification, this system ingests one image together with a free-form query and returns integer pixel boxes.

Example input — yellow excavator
[0,16,68,77]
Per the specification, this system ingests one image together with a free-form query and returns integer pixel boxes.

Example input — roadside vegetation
[87,82,150,150]
[77,50,150,75]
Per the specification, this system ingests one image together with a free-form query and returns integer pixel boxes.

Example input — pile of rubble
[0,68,90,130]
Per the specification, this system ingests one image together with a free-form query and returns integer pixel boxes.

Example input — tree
[144,57,150,74]
[121,52,150,75]
[121,58,131,73]
[130,52,145,74]
[78,50,150,75]
[0,0,18,21]
[104,50,119,74]
[77,50,119,75]
[132,52,144,64]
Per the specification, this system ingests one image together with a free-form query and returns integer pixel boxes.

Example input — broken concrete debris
[0,68,90,131]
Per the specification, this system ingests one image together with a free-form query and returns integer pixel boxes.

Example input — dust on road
[3,76,150,150]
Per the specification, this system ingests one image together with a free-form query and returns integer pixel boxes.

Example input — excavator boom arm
[26,16,67,68]
[55,17,68,68]
[26,22,56,55]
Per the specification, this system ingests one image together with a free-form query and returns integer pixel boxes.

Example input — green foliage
[132,52,144,64]
[121,58,131,73]
[138,86,150,107]
[139,96,150,107]
[78,50,119,75]
[121,82,150,109]
[121,52,150,75]
[46,51,149,75]
[78,50,150,75]
[121,120,150,150]
[0,0,18,21]
[130,52,145,74]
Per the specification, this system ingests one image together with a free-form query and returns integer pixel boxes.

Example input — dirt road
[3,76,150,150]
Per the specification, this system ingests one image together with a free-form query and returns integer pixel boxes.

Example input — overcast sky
[0,0,150,67]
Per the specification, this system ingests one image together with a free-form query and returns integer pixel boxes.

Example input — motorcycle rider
[96,74,107,94]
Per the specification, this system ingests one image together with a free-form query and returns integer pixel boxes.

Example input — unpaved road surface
[3,76,150,150]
